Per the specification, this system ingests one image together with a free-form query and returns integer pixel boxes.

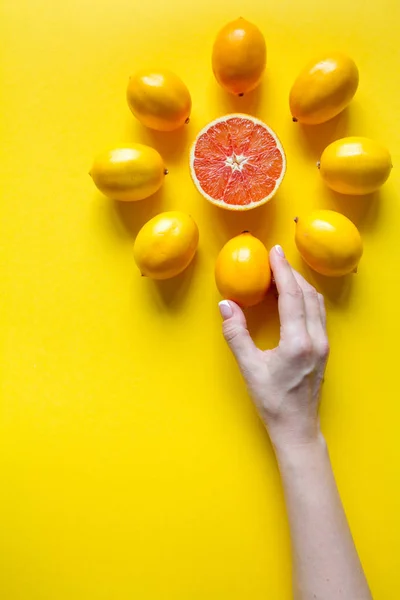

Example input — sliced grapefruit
[190,114,286,211]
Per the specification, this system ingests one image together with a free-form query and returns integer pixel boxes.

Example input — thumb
[219,300,258,370]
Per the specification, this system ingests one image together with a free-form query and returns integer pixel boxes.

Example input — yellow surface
[1,1,400,598]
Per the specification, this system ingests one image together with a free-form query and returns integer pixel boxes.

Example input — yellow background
[1,0,400,597]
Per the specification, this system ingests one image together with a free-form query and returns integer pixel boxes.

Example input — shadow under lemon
[317,187,382,233]
[138,253,199,312]
[208,77,265,117]
[244,289,280,350]
[204,194,279,250]
[307,267,354,308]
[290,250,354,307]
[292,108,350,161]
[112,187,165,239]
[91,190,160,245]
[126,117,191,166]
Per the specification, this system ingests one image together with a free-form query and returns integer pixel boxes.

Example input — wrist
[272,430,327,465]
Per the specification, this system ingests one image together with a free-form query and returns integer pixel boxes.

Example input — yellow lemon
[212,18,266,96]
[90,145,166,202]
[319,137,392,195]
[215,232,271,307]
[289,53,359,124]
[127,70,191,132]
[134,212,199,280]
[295,210,363,277]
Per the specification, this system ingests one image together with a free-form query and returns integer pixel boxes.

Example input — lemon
[295,210,363,277]
[134,212,199,280]
[90,145,166,202]
[127,70,191,132]
[212,18,266,96]
[215,232,271,307]
[319,137,392,195]
[290,53,359,125]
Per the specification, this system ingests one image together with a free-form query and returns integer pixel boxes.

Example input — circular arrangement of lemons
[90,17,393,306]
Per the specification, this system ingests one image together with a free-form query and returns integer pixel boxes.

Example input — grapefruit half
[190,114,286,211]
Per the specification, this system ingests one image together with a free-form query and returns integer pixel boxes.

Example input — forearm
[275,435,372,600]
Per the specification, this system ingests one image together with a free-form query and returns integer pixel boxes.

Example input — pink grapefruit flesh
[190,114,286,211]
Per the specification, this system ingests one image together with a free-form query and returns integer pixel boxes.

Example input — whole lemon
[215,232,271,307]
[134,212,199,280]
[295,210,363,277]
[127,70,191,132]
[289,53,359,125]
[90,145,166,202]
[319,137,392,195]
[212,18,266,96]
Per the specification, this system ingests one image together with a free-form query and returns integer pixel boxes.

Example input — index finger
[269,245,307,338]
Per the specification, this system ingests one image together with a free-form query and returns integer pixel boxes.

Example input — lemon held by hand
[215,232,271,307]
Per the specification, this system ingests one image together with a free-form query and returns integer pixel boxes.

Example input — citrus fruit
[289,53,359,125]
[215,232,271,307]
[127,70,191,132]
[190,114,286,211]
[295,210,363,277]
[212,18,266,96]
[133,211,199,280]
[90,145,166,202]
[319,137,392,195]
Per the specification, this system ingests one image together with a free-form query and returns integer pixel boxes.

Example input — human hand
[218,245,329,452]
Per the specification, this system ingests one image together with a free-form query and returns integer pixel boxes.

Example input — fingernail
[219,300,233,320]
[275,244,285,258]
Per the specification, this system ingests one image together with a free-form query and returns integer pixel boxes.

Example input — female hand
[219,255,373,600]
[218,245,330,451]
